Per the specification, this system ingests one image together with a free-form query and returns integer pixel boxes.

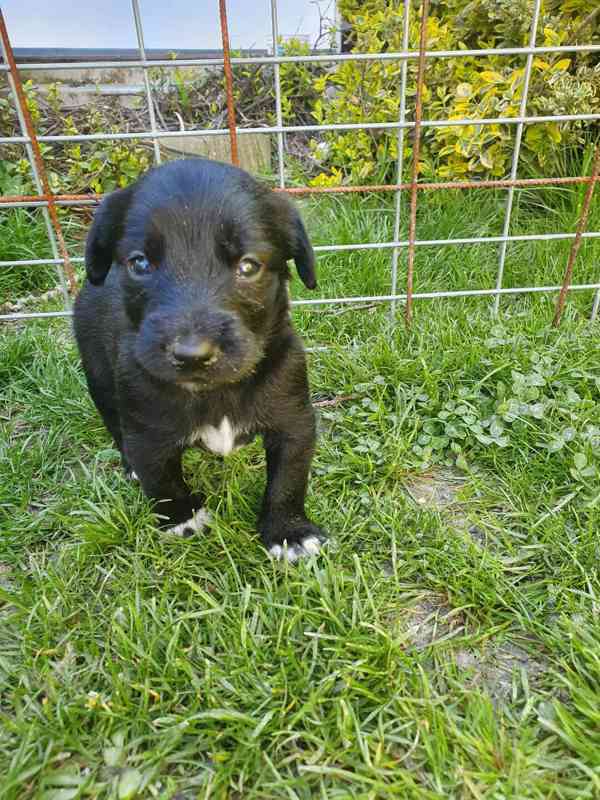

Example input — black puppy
[74,158,326,561]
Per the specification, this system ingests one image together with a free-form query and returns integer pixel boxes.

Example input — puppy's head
[85,159,316,388]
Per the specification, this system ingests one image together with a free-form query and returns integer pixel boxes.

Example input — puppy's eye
[127,252,153,277]
[237,258,263,280]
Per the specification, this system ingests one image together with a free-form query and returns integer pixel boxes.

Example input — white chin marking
[129,470,139,481]
[168,508,211,537]
[268,536,322,562]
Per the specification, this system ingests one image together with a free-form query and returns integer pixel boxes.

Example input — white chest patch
[189,416,239,456]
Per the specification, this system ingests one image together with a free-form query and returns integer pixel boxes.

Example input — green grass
[1,182,600,798]
[0,209,84,308]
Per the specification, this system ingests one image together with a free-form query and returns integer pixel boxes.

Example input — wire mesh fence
[0,0,599,325]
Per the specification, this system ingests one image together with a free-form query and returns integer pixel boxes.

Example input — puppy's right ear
[85,186,135,285]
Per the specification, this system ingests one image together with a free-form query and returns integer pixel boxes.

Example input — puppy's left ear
[85,185,135,285]
[272,194,317,290]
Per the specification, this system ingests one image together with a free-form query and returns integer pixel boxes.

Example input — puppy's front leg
[124,436,208,536]
[259,423,326,562]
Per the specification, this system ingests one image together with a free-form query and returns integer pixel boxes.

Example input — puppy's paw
[168,507,211,538]
[261,518,327,563]
[154,494,209,538]
[121,456,139,482]
[268,536,324,562]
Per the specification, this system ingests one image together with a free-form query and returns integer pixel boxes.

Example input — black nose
[171,336,220,367]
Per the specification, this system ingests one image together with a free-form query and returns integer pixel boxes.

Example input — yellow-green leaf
[480,150,494,169]
[525,126,543,145]
[552,59,571,71]
[547,123,562,144]
[480,71,503,84]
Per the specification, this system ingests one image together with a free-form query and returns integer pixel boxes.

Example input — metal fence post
[390,0,411,316]
[131,0,162,165]
[270,0,286,189]
[492,0,542,315]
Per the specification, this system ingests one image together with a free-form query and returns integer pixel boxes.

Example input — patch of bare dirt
[404,468,488,545]
[404,469,465,509]
[454,640,548,703]
[392,593,465,650]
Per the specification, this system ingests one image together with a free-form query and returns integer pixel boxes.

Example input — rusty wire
[0,11,77,293]
[2,175,599,208]
[218,0,239,167]
[405,0,429,327]
[280,175,600,195]
[552,145,600,328]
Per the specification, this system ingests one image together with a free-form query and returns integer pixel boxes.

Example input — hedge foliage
[309,0,599,185]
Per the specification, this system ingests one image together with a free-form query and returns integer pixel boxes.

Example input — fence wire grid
[0,0,599,326]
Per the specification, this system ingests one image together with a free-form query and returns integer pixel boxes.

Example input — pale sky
[2,0,336,51]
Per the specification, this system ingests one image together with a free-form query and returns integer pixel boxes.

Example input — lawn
[1,183,600,798]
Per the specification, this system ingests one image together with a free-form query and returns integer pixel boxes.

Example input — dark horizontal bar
[9,47,268,63]
[0,174,597,209]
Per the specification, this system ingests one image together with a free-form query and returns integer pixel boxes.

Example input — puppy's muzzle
[169,335,221,368]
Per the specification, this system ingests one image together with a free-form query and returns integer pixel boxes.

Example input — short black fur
[74,158,325,554]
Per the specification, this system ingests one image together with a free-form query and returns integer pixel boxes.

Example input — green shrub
[311,0,600,184]
[0,79,151,195]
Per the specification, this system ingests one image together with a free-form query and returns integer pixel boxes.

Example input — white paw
[268,536,323,563]
[129,470,139,481]
[168,508,211,537]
